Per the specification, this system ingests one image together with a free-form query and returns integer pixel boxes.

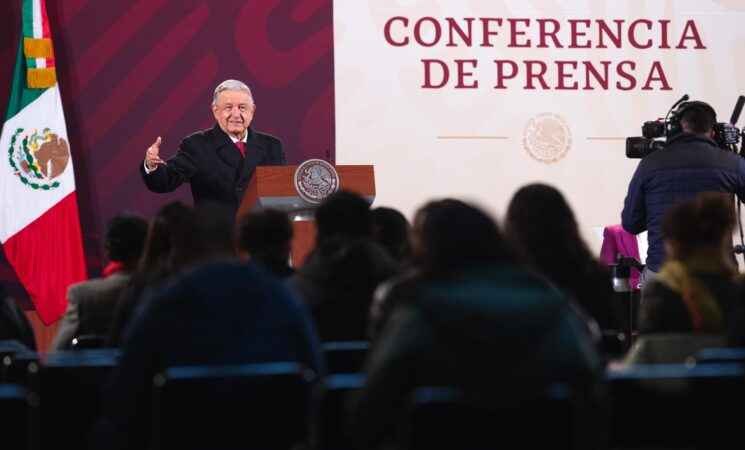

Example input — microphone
[671,94,690,110]
[665,94,689,122]
[729,95,745,125]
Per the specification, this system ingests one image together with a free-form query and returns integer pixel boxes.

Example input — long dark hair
[412,199,514,277]
[138,201,191,273]
[505,184,597,289]
[661,192,736,261]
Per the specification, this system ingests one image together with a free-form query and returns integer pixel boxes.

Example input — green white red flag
[0,0,87,325]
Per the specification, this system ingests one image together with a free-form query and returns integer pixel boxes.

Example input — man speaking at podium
[140,79,286,211]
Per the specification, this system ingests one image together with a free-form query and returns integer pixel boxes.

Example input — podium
[238,165,375,267]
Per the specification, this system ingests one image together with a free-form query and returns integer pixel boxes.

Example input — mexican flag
[0,0,87,325]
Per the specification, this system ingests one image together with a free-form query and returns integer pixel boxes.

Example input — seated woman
[639,192,739,335]
[504,183,619,332]
[352,199,603,448]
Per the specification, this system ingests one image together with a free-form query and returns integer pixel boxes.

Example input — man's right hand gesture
[145,136,166,171]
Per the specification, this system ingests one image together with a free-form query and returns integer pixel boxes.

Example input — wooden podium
[238,165,375,267]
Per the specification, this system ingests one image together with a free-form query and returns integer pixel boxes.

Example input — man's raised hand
[145,136,166,171]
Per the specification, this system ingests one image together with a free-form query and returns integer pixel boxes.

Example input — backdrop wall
[334,0,745,256]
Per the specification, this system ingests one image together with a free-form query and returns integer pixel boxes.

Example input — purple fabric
[600,224,641,289]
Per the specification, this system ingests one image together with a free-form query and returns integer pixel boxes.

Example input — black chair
[0,339,29,357]
[314,373,365,450]
[0,383,39,450]
[399,384,586,450]
[607,362,745,449]
[689,363,745,449]
[600,329,628,357]
[1,351,39,384]
[150,362,316,450]
[29,353,119,450]
[321,341,369,374]
[71,334,107,350]
[0,340,30,381]
[697,347,745,364]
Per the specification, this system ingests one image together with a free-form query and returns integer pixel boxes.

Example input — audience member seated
[52,212,148,350]
[348,199,604,448]
[371,206,411,263]
[100,205,324,447]
[0,284,36,350]
[106,202,190,348]
[504,183,619,332]
[639,192,740,336]
[235,208,295,278]
[290,191,398,342]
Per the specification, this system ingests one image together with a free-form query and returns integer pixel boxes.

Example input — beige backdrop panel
[334,0,745,256]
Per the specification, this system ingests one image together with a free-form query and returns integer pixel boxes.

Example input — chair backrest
[314,373,365,450]
[0,339,29,356]
[606,362,745,448]
[399,384,585,450]
[0,340,31,383]
[600,329,629,357]
[71,334,107,350]
[624,333,725,365]
[150,362,315,450]
[29,354,119,450]
[0,351,39,384]
[697,347,745,364]
[321,341,369,374]
[0,384,39,450]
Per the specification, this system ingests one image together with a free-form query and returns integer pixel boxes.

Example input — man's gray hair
[213,79,253,105]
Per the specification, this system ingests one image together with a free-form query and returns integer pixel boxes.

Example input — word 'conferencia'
[383,17,707,91]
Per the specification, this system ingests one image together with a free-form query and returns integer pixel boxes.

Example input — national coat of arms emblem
[294,159,339,203]
[7,127,69,190]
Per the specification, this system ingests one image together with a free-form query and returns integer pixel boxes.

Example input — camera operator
[621,101,745,287]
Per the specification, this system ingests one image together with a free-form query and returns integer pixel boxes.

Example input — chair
[71,334,107,350]
[600,329,628,357]
[0,384,39,450]
[46,348,121,361]
[321,341,369,374]
[606,362,745,448]
[314,373,365,450]
[1,351,39,384]
[0,339,29,357]
[0,340,30,382]
[689,362,745,449]
[623,333,725,365]
[399,384,586,450]
[29,353,119,450]
[697,347,745,364]
[150,362,315,450]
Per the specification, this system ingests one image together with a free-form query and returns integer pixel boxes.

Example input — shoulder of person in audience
[638,279,689,334]
[369,269,425,340]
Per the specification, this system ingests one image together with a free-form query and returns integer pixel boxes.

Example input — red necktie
[235,141,246,159]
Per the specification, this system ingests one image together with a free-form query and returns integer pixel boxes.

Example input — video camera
[626,94,745,158]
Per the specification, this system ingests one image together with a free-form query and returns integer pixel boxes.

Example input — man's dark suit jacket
[140,124,286,211]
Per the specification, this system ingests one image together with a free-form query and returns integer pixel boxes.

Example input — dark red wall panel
[0,0,335,303]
